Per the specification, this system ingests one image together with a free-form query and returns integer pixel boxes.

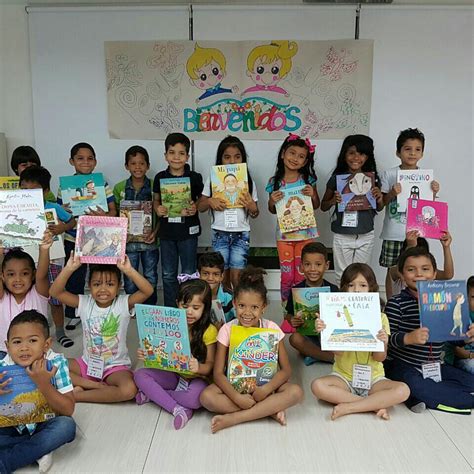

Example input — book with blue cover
[418,280,470,342]
[292,286,331,336]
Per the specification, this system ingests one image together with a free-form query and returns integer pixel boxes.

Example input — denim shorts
[211,230,250,270]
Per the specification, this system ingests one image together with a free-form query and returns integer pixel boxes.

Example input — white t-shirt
[77,294,132,369]
[380,166,407,241]
[202,177,258,232]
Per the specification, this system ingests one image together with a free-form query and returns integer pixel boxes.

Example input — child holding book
[384,247,474,413]
[198,136,258,289]
[19,166,76,348]
[311,263,410,420]
[199,267,303,433]
[56,142,117,328]
[198,251,235,327]
[286,242,338,365]
[266,134,319,311]
[49,253,153,403]
[0,310,76,473]
[134,279,217,430]
[153,133,203,307]
[113,145,158,305]
[320,135,383,284]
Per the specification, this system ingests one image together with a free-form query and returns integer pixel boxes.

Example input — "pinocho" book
[275,185,317,233]
[292,286,331,336]
[160,177,191,218]
[210,163,248,209]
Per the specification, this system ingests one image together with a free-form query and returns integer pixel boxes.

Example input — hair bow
[287,133,316,154]
[177,272,200,284]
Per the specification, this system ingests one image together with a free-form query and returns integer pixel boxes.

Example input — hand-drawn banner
[105,39,373,140]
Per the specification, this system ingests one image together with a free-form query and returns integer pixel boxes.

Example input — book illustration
[337,172,376,212]
[59,173,108,216]
[320,292,383,352]
[0,177,20,190]
[160,177,191,218]
[0,189,46,248]
[211,300,226,325]
[406,198,448,239]
[210,163,248,209]
[292,286,331,336]
[136,304,192,375]
[418,280,470,342]
[227,326,279,394]
[75,216,127,264]
[119,200,153,242]
[275,185,317,233]
[0,364,55,428]
[397,169,434,212]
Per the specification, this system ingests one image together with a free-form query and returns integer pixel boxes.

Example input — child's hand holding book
[0,371,12,395]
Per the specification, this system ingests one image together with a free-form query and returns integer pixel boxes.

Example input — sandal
[57,335,74,348]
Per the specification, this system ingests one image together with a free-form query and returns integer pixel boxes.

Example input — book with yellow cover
[0,177,20,191]
[210,163,248,208]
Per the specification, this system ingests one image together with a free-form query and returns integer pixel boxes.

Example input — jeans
[64,240,87,318]
[0,416,76,474]
[160,237,198,307]
[125,249,159,305]
[211,230,250,270]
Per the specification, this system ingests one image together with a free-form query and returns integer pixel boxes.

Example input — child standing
[20,166,76,348]
[198,136,259,289]
[379,128,439,299]
[321,135,383,284]
[56,142,117,328]
[311,263,410,420]
[134,279,217,430]
[286,242,338,365]
[113,146,159,305]
[50,254,153,403]
[153,133,203,307]
[267,134,319,307]
[0,310,76,473]
[384,247,474,413]
[199,267,303,433]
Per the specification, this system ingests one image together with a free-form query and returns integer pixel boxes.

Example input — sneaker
[410,402,426,413]
[172,405,193,430]
[38,453,53,473]
[65,317,81,330]
[303,356,318,366]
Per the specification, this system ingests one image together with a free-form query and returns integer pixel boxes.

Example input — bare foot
[271,411,287,426]
[376,408,390,420]
[331,403,349,420]
[211,414,235,434]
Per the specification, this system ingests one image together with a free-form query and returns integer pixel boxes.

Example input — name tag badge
[168,217,183,224]
[352,364,372,390]
[422,362,442,382]
[87,354,105,380]
[189,225,199,235]
[224,209,239,229]
[175,376,190,392]
[342,211,358,228]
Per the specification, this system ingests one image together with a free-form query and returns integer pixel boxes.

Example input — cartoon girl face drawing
[346,173,372,196]
[284,196,305,221]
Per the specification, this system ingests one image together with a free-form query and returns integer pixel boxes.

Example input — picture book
[211,300,226,326]
[0,189,46,248]
[210,163,248,209]
[397,169,434,212]
[320,292,384,352]
[119,200,153,242]
[0,177,19,190]
[406,198,448,239]
[23,208,65,263]
[275,185,317,233]
[337,172,376,212]
[59,173,108,216]
[0,364,55,428]
[292,286,331,336]
[136,304,192,376]
[160,177,191,218]
[75,215,127,264]
[418,280,470,342]
[227,325,279,394]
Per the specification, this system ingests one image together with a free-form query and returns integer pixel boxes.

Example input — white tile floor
[18,301,473,473]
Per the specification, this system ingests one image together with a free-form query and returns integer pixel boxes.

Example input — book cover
[320,292,384,352]
[59,173,108,216]
[406,198,448,239]
[211,300,226,326]
[397,169,434,212]
[337,172,376,212]
[136,304,192,375]
[0,177,20,190]
[119,200,153,242]
[418,280,470,342]
[275,185,317,233]
[75,216,127,264]
[210,163,248,209]
[227,326,279,394]
[0,189,46,248]
[292,286,331,336]
[0,364,55,428]
[160,177,191,218]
